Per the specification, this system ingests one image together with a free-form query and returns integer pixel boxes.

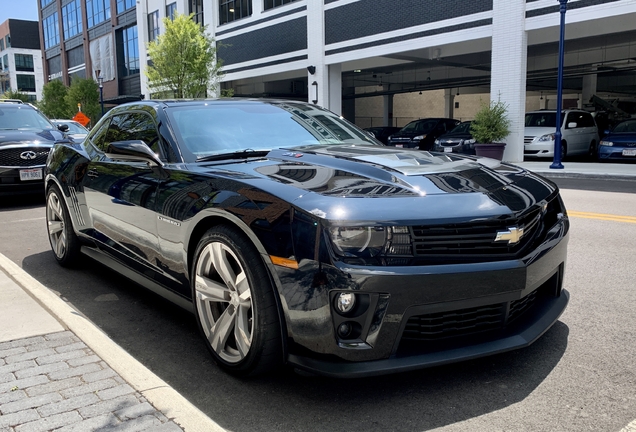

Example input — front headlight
[329,227,387,258]
[538,134,555,142]
[434,139,440,145]
[413,135,427,141]
[465,139,476,144]
[600,140,613,147]
[328,226,412,259]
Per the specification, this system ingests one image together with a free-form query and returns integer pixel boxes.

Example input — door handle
[87,169,99,178]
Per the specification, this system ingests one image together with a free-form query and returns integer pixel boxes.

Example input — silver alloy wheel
[46,191,67,259]
[194,241,254,364]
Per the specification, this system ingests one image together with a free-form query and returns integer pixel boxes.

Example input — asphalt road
[1,176,635,432]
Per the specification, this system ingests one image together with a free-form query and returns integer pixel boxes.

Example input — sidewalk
[0,253,225,432]
[513,160,636,180]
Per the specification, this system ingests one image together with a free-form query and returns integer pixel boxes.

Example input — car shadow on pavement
[21,250,569,432]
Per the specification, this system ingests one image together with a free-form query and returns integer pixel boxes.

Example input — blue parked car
[599,119,636,162]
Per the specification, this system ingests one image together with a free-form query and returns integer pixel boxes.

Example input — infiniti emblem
[495,226,524,245]
[20,151,37,160]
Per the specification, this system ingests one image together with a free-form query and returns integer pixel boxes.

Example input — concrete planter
[475,143,506,160]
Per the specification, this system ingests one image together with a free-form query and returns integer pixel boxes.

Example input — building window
[166,2,177,20]
[0,40,4,51]
[17,75,36,92]
[86,0,111,28]
[15,54,34,72]
[4,35,9,49]
[118,25,139,77]
[2,55,8,71]
[62,0,83,39]
[264,0,298,10]
[148,11,160,42]
[189,0,204,26]
[43,13,60,49]
[40,0,54,7]
[219,0,251,25]
[116,0,135,14]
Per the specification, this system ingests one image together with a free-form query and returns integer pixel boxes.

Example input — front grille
[524,136,535,144]
[402,288,542,342]
[0,147,50,167]
[440,140,462,147]
[391,137,412,143]
[410,207,542,263]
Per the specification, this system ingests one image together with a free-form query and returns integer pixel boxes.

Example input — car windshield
[400,119,438,133]
[56,121,88,134]
[525,112,560,128]
[0,106,54,130]
[166,101,378,158]
[450,121,471,134]
[612,120,636,133]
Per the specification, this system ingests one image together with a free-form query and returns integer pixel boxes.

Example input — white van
[524,110,599,159]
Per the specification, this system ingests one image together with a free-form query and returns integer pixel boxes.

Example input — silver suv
[524,110,599,159]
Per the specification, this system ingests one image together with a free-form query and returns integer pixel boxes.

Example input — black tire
[191,225,282,377]
[587,140,597,161]
[45,184,81,267]
[560,141,568,161]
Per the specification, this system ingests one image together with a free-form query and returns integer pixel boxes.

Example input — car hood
[0,129,65,146]
[194,145,558,222]
[524,126,556,137]
[604,132,636,143]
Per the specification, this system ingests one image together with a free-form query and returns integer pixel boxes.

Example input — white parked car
[524,110,599,159]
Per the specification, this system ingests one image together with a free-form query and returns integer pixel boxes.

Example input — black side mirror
[57,124,69,132]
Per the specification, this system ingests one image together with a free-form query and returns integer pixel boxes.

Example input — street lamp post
[95,69,104,116]
[550,0,568,169]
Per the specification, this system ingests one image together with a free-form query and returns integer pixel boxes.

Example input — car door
[82,111,165,279]
[564,112,586,153]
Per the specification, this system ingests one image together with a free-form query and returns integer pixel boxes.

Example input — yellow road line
[568,211,636,224]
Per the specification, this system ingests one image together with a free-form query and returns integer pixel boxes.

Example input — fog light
[338,322,352,338]
[335,292,356,314]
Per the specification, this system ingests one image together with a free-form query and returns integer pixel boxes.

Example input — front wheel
[46,184,81,267]
[192,225,282,377]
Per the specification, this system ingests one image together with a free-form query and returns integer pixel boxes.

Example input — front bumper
[0,166,46,195]
[598,146,636,161]
[277,219,569,377]
[524,141,555,158]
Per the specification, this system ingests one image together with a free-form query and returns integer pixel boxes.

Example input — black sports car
[45,99,569,378]
[0,101,68,195]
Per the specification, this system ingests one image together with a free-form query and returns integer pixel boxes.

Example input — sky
[0,0,40,24]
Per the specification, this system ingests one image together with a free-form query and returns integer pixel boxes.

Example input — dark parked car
[432,121,476,154]
[387,118,460,150]
[364,126,401,144]
[0,100,68,195]
[45,99,569,378]
[51,119,89,142]
[598,119,636,162]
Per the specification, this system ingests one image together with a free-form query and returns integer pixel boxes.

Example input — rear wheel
[559,141,568,161]
[46,184,81,267]
[192,225,282,377]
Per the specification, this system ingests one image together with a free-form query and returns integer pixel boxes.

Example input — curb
[0,252,226,432]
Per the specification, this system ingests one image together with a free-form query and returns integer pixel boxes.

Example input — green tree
[65,78,100,126]
[1,89,30,102]
[146,12,223,98]
[39,80,71,119]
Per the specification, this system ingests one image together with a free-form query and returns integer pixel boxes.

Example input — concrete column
[383,94,394,126]
[444,89,455,119]
[491,0,527,163]
[307,1,328,108]
[540,96,549,110]
[582,72,597,106]
[328,63,342,115]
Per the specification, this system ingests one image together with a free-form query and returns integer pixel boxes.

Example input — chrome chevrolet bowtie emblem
[20,151,37,160]
[495,226,524,245]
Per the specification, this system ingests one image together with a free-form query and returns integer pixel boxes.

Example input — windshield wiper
[196,149,270,162]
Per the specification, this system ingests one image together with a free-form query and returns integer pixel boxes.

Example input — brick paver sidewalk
[0,331,183,432]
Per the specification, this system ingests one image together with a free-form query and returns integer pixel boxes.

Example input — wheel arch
[185,211,290,360]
